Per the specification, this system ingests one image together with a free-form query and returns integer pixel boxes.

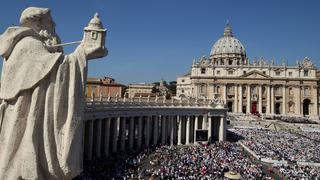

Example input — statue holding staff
[0,7,107,179]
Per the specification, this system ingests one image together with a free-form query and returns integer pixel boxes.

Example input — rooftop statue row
[193,56,316,69]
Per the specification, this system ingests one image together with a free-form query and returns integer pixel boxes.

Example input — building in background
[126,83,156,98]
[86,76,126,99]
[177,23,319,118]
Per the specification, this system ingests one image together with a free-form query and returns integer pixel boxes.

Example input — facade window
[289,72,292,77]
[262,71,266,75]
[181,79,185,83]
[242,87,246,94]
[304,70,309,77]
[216,86,220,93]
[275,86,281,95]
[228,71,233,75]
[228,60,233,65]
[200,84,207,94]
[304,87,310,96]
[243,71,246,74]
[201,68,206,74]
[275,71,281,76]
[181,89,184,93]
[217,70,220,75]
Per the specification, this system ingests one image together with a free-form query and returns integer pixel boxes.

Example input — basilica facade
[177,23,319,118]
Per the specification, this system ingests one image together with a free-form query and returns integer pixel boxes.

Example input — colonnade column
[87,120,94,160]
[239,85,243,113]
[219,116,226,141]
[95,119,102,158]
[194,116,198,143]
[153,116,158,145]
[177,116,182,145]
[170,116,174,145]
[104,118,111,157]
[186,116,190,144]
[145,116,151,147]
[161,116,166,144]
[282,85,286,115]
[234,85,238,113]
[120,117,126,151]
[128,117,134,150]
[112,117,120,153]
[247,85,251,114]
[137,116,143,149]
[267,85,271,114]
[271,85,275,114]
[259,85,263,114]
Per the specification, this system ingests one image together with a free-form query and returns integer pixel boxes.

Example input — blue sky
[0,0,320,84]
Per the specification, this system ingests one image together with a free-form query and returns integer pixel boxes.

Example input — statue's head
[20,7,62,52]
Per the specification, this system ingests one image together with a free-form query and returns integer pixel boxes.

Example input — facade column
[120,117,126,151]
[296,86,301,114]
[282,85,286,115]
[104,118,111,157]
[153,116,158,145]
[271,85,275,114]
[177,116,182,145]
[95,119,102,158]
[208,116,212,143]
[137,116,143,149]
[247,85,251,114]
[128,116,134,150]
[186,116,190,144]
[112,117,120,153]
[259,85,263,114]
[239,85,243,113]
[202,115,207,129]
[219,116,226,141]
[194,116,198,143]
[145,116,151,147]
[267,85,271,114]
[161,116,166,144]
[234,85,238,113]
[223,84,227,104]
[312,86,318,116]
[87,120,94,160]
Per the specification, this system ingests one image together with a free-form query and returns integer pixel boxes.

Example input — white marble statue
[0,7,106,179]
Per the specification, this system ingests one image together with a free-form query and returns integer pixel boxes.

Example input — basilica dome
[210,23,246,57]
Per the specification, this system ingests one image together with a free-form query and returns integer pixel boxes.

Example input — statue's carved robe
[0,27,86,179]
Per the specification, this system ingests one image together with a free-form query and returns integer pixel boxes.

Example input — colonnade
[84,114,226,161]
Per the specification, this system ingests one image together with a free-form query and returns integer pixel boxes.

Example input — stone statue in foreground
[0,7,107,179]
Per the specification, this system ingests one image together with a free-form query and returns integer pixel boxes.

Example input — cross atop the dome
[223,20,233,37]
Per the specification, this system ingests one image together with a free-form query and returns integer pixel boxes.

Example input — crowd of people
[297,131,320,141]
[278,116,314,124]
[139,142,267,179]
[78,142,271,179]
[231,128,320,179]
